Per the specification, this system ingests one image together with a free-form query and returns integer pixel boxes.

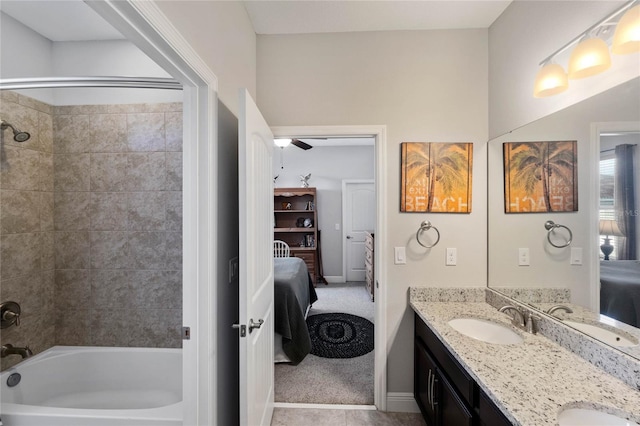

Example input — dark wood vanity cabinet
[414,314,513,426]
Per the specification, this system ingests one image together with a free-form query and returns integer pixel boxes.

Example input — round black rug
[306,313,374,359]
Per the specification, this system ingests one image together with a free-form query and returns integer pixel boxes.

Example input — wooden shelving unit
[274,187,319,285]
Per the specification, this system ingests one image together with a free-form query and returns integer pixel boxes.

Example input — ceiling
[0,0,512,42]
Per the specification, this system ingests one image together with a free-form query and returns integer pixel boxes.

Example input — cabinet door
[479,388,513,426]
[415,340,439,425]
[440,373,473,426]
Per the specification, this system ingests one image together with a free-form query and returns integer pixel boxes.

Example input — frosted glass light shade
[568,37,611,79]
[612,5,640,54]
[533,63,568,97]
[274,138,291,147]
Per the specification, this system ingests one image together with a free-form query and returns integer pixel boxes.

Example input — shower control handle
[1,301,21,329]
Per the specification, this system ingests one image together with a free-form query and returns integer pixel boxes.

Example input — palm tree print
[401,142,473,212]
[504,141,577,212]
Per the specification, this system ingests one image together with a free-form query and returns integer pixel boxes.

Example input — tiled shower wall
[1,92,55,371]
[0,92,183,371]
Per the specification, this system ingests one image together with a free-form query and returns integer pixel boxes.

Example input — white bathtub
[0,346,182,426]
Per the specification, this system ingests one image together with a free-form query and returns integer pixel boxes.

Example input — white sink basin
[563,320,638,347]
[448,318,523,345]
[558,408,639,426]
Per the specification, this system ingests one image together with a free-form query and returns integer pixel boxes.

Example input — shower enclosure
[1,76,184,422]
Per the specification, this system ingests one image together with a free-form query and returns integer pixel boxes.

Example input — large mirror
[488,77,640,359]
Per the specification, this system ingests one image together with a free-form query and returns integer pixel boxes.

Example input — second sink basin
[558,408,639,426]
[448,318,523,345]
[563,320,638,347]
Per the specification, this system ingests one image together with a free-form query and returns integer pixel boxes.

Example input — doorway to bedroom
[271,131,377,406]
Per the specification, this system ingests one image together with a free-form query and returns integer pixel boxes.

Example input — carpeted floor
[274,281,375,405]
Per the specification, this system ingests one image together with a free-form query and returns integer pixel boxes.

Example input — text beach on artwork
[503,140,578,213]
[400,142,473,213]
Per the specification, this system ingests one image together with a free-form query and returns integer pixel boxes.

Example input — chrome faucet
[546,305,573,316]
[499,305,536,334]
[499,305,525,326]
[1,344,33,359]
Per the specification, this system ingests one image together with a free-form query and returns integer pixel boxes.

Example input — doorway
[271,125,387,410]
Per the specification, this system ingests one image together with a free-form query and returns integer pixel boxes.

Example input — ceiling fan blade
[291,139,313,150]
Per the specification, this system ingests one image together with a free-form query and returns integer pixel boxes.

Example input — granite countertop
[410,299,640,426]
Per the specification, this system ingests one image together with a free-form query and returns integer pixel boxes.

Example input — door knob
[346,235,353,239]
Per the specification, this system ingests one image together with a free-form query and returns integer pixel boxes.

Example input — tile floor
[271,407,427,426]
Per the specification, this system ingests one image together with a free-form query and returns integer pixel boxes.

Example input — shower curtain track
[0,76,182,91]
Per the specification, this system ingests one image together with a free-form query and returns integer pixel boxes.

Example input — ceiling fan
[275,137,327,150]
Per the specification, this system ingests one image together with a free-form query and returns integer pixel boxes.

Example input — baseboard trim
[323,275,345,283]
[386,392,420,413]
[274,402,376,411]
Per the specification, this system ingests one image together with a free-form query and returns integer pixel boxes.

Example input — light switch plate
[570,247,582,265]
[394,247,406,265]
[446,248,457,266]
[518,248,530,266]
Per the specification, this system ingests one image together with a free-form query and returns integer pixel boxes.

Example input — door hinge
[182,326,191,340]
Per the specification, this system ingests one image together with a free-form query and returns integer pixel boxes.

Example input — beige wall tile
[41,231,55,272]
[90,192,128,230]
[1,146,41,191]
[165,111,183,151]
[166,191,182,232]
[0,233,41,279]
[166,232,182,271]
[54,153,90,191]
[39,152,54,191]
[90,114,127,153]
[55,269,91,309]
[40,191,54,231]
[127,152,166,191]
[128,191,166,230]
[90,231,131,270]
[54,191,90,230]
[0,190,41,234]
[127,113,165,151]
[129,231,166,269]
[130,270,181,309]
[91,269,132,309]
[166,152,182,191]
[0,270,44,318]
[54,231,90,270]
[56,309,91,346]
[38,112,53,153]
[90,153,127,191]
[53,114,91,153]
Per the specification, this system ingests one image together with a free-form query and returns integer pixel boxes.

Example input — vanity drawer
[415,314,476,406]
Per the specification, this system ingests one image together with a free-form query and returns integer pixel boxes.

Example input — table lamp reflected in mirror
[599,219,625,260]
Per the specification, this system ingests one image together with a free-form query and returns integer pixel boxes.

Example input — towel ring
[416,220,440,248]
[544,220,572,248]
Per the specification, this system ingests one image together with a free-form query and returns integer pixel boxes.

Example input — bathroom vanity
[410,288,640,426]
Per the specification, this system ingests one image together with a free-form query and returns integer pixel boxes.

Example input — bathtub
[0,346,182,426]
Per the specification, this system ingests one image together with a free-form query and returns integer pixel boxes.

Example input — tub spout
[1,343,33,359]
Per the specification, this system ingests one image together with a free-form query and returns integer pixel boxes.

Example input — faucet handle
[1,301,21,329]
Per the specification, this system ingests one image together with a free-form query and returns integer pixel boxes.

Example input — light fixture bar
[538,0,638,66]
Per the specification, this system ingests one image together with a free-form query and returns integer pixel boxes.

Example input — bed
[600,260,640,328]
[274,256,318,364]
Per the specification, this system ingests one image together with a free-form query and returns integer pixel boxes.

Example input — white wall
[274,145,375,277]
[0,12,180,105]
[258,29,489,394]
[0,12,54,103]
[154,0,256,116]
[489,1,640,139]
[488,78,640,308]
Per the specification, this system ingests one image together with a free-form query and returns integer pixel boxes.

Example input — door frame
[88,2,218,424]
[271,125,388,410]
[342,179,375,282]
[590,121,640,313]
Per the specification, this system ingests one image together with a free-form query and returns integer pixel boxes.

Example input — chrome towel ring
[544,220,572,248]
[416,221,440,248]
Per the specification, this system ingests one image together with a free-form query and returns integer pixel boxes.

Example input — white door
[238,89,275,426]
[343,181,375,281]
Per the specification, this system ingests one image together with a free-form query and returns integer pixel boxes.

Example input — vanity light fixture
[612,4,640,54]
[533,0,639,97]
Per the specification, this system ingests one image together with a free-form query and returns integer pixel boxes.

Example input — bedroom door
[344,181,375,281]
[238,89,275,426]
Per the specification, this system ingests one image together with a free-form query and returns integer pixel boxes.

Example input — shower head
[0,120,31,142]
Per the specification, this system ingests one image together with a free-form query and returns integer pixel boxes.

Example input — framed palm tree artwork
[400,142,473,213]
[503,141,578,213]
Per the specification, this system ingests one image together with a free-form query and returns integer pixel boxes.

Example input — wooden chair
[273,240,290,257]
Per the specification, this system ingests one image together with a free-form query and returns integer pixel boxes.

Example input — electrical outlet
[518,248,530,266]
[229,257,239,283]
[394,247,406,265]
[446,248,457,266]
